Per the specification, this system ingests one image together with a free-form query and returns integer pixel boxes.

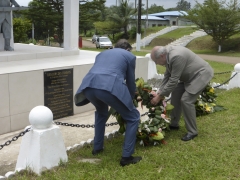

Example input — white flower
[154,142,159,146]
[140,140,144,146]
[149,118,152,124]
[146,128,151,133]
[164,119,170,123]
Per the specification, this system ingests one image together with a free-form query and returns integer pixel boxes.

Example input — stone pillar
[64,0,79,50]
[228,63,240,90]
[15,106,68,175]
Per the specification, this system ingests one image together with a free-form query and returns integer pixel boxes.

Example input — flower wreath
[108,78,174,146]
[107,78,225,146]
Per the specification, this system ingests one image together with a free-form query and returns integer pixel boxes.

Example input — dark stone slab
[44,69,73,120]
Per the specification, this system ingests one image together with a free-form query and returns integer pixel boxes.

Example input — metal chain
[213,72,238,88]
[0,112,150,151]
[0,127,31,150]
[54,121,119,128]
[214,71,232,75]
[141,112,149,117]
[55,111,151,128]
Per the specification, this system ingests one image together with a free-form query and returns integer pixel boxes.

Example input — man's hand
[151,91,164,105]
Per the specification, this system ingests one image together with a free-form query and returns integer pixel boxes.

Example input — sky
[17,0,205,9]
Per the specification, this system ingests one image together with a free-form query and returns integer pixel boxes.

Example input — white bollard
[228,63,240,90]
[15,106,68,175]
[145,53,158,80]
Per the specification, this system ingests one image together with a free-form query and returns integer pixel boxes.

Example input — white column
[64,0,79,50]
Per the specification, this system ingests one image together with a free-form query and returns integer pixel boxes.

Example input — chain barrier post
[228,63,240,89]
[15,106,68,175]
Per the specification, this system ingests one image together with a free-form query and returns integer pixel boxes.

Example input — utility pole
[146,0,148,29]
[32,23,34,41]
[136,0,142,51]
[135,0,137,32]
[143,0,148,48]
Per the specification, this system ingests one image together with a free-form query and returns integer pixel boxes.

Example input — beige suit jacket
[159,46,214,96]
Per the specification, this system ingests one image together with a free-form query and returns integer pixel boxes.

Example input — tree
[20,0,105,45]
[185,0,240,52]
[20,0,64,46]
[13,18,32,42]
[142,3,165,14]
[107,0,137,39]
[79,0,106,36]
[94,21,120,40]
[176,0,191,11]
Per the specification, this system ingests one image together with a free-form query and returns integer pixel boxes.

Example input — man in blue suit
[74,39,142,166]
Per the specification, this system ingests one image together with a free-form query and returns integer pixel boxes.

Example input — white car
[96,37,113,49]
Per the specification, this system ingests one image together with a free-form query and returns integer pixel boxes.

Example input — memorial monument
[0,0,19,51]
[0,0,148,136]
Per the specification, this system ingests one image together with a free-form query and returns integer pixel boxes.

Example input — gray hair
[152,46,172,60]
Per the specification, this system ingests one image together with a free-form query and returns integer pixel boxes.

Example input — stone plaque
[44,69,73,120]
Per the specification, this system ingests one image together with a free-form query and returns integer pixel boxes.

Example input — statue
[0,0,20,51]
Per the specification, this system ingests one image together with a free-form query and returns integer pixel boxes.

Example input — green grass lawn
[187,35,240,56]
[158,26,198,39]
[13,60,240,180]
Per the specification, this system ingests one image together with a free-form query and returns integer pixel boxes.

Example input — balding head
[150,46,167,66]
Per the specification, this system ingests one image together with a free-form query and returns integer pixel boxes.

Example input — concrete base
[15,125,68,175]
[0,43,79,62]
[0,43,149,135]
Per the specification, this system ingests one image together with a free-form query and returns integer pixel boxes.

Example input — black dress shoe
[120,156,142,166]
[181,133,198,141]
[169,125,180,130]
[92,148,104,155]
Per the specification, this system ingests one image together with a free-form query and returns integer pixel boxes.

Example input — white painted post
[145,53,158,79]
[15,106,68,175]
[228,63,240,90]
[63,0,79,50]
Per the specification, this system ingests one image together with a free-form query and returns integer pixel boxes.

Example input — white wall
[0,57,149,135]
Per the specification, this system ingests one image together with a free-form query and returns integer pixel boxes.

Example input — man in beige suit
[150,46,214,141]
[0,0,20,51]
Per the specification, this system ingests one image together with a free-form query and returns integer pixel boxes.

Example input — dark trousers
[83,88,140,157]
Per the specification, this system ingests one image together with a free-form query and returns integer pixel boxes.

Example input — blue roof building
[130,11,193,28]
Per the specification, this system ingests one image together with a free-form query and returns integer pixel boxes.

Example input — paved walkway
[197,54,240,65]
[0,50,239,177]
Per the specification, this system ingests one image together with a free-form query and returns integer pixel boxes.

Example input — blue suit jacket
[74,48,136,110]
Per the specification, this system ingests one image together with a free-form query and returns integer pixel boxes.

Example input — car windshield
[100,38,110,42]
